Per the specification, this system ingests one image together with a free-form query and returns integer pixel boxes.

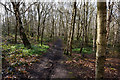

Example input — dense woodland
[0,0,120,79]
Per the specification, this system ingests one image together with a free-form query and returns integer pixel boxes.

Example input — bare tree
[11,2,31,48]
[66,2,77,55]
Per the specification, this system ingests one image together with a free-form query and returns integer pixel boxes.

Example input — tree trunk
[62,16,66,41]
[7,18,9,36]
[5,5,10,36]
[59,15,61,37]
[66,2,77,56]
[37,3,41,42]
[95,1,107,79]
[83,2,89,46]
[41,16,46,45]
[51,18,55,40]
[65,15,68,41]
[77,15,80,40]
[15,24,17,43]
[93,15,97,52]
[106,1,113,45]
[12,2,31,49]
[117,2,120,46]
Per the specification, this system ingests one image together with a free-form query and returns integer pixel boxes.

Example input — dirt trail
[27,39,73,79]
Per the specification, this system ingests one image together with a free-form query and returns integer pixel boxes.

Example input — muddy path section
[26,39,73,79]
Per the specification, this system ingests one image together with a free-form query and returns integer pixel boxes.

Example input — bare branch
[21,2,37,14]
[0,2,15,14]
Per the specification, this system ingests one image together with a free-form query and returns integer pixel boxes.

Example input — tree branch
[21,2,37,14]
[0,2,15,14]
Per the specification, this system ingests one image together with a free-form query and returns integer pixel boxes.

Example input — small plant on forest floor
[72,47,93,54]
[9,44,49,55]
[2,43,49,66]
[2,43,50,78]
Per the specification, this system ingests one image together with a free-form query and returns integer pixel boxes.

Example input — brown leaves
[64,53,120,78]
[3,52,40,79]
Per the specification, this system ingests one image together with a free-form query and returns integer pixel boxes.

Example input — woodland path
[27,39,73,79]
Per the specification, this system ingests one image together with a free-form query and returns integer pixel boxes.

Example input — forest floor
[25,39,73,79]
[26,39,120,79]
[2,38,120,79]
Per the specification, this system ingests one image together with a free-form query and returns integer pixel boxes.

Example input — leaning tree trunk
[69,2,77,55]
[66,1,77,56]
[95,1,107,79]
[12,2,31,49]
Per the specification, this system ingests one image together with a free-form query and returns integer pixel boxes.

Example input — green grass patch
[72,47,93,54]
[2,42,50,74]
[2,43,49,56]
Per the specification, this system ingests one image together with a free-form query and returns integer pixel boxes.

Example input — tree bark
[77,15,80,40]
[66,2,77,56]
[106,1,114,45]
[50,18,55,40]
[5,4,10,36]
[41,15,46,45]
[84,2,88,46]
[93,15,97,52]
[37,3,41,42]
[95,1,107,79]
[117,2,120,46]
[15,23,17,43]
[65,15,68,41]
[12,2,31,48]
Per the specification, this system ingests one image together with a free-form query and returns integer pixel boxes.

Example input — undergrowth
[72,47,93,54]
